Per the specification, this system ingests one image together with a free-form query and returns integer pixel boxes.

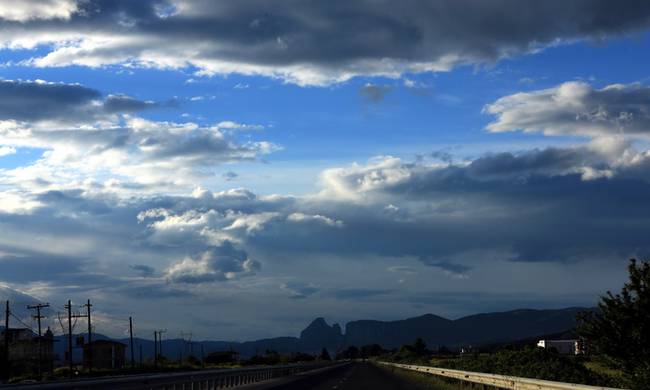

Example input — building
[1,327,55,373]
[537,339,584,355]
[83,340,126,370]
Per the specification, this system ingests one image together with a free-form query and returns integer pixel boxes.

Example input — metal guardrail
[379,362,626,390]
[1,362,336,390]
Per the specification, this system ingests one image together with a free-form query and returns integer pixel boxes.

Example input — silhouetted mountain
[46,307,589,362]
[345,313,452,348]
[344,308,588,349]
[299,317,343,353]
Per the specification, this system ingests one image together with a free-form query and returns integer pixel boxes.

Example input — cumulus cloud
[1,140,649,335]
[2,1,650,85]
[485,82,650,137]
[165,242,260,283]
[0,80,278,193]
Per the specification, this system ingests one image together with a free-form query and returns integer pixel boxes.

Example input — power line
[10,312,36,333]
[27,303,50,337]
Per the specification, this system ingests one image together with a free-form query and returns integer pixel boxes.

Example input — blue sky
[1,1,650,340]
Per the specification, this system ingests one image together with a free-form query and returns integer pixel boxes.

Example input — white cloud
[0,0,77,22]
[287,212,344,228]
[0,145,15,157]
[485,82,650,138]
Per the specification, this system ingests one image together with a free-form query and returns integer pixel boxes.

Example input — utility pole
[157,329,166,361]
[129,317,134,368]
[27,303,49,378]
[4,300,10,379]
[65,300,73,377]
[27,303,49,337]
[201,344,205,369]
[181,331,192,358]
[153,331,158,368]
[84,300,92,374]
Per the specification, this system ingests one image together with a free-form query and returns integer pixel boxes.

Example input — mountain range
[35,307,588,360]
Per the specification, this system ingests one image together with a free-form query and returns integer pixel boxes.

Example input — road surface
[240,361,433,390]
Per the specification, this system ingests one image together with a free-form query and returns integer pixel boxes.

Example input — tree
[319,348,331,361]
[205,350,238,365]
[578,259,650,388]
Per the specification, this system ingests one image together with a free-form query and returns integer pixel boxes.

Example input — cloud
[419,258,471,279]
[0,146,16,157]
[0,139,647,336]
[286,213,344,228]
[0,79,155,123]
[222,171,238,181]
[2,1,650,85]
[0,80,278,193]
[485,82,650,138]
[165,241,260,284]
[129,264,155,277]
[0,0,77,22]
[281,281,319,299]
[359,83,392,102]
[326,288,393,301]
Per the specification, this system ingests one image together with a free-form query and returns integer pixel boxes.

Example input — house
[83,340,126,370]
[1,327,55,373]
[537,339,584,355]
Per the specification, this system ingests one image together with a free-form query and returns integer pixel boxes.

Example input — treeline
[203,348,331,367]
[377,338,618,387]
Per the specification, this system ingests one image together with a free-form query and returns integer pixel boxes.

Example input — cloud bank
[2,1,650,85]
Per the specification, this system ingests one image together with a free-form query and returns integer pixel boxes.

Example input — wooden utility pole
[153,331,158,368]
[4,300,10,378]
[158,330,166,360]
[27,303,49,378]
[65,300,73,377]
[27,303,49,337]
[84,300,92,374]
[129,317,134,368]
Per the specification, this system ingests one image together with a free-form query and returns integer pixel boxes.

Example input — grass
[376,363,464,390]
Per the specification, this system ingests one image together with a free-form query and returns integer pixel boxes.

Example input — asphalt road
[240,361,432,390]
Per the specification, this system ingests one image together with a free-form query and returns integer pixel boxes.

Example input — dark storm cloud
[5,1,650,84]
[116,283,196,299]
[129,264,156,277]
[0,79,155,122]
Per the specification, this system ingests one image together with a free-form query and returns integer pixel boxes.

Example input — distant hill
[344,307,587,349]
[45,307,589,361]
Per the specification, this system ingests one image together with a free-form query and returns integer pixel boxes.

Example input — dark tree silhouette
[319,348,331,361]
[578,259,650,388]
[413,338,427,356]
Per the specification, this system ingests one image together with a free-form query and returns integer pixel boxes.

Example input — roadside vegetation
[375,259,650,389]
[4,349,327,384]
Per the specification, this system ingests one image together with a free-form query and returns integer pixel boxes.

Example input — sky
[1,0,650,341]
